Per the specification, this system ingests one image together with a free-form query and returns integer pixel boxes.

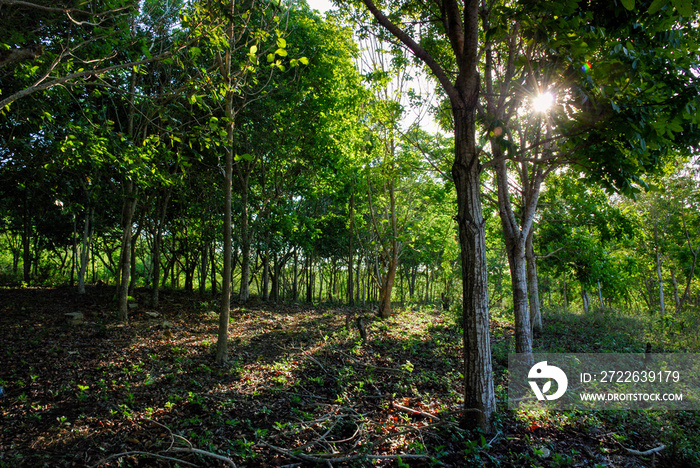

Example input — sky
[306,0,334,13]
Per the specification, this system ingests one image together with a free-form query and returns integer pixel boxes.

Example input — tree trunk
[581,287,590,314]
[347,191,355,306]
[306,254,314,303]
[656,247,665,316]
[452,106,496,432]
[262,246,270,301]
[238,171,251,303]
[151,194,168,306]
[22,199,31,284]
[293,248,299,301]
[526,230,542,332]
[199,243,208,296]
[378,253,397,318]
[210,244,217,295]
[271,252,279,303]
[70,214,77,287]
[77,208,92,295]
[216,92,234,364]
[118,181,138,322]
[495,159,533,355]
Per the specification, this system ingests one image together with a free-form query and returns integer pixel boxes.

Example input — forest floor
[0,286,698,467]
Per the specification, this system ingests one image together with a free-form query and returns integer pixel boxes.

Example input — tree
[357,0,495,431]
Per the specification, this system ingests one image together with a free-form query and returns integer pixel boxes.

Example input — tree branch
[360,0,458,103]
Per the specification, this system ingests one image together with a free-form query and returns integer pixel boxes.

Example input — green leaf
[276,37,287,49]
[235,153,254,161]
[299,57,309,65]
[620,0,634,10]
[267,53,275,63]
[672,0,692,16]
[275,48,288,57]
[249,45,258,55]
[647,0,667,13]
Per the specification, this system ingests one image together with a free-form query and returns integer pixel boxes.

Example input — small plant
[56,415,70,427]
[76,384,90,402]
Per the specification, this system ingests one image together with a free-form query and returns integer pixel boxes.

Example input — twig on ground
[88,450,198,468]
[487,430,502,447]
[90,418,237,467]
[392,401,441,421]
[623,444,666,456]
[170,447,237,466]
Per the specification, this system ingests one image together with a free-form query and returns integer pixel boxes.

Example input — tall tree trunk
[452,105,496,432]
[238,170,251,303]
[495,159,533,355]
[347,191,355,306]
[378,253,397,318]
[655,245,665,316]
[78,208,92,294]
[216,88,234,364]
[70,214,77,287]
[262,245,270,301]
[581,287,590,314]
[210,244,217,295]
[199,243,208,296]
[271,252,279,303]
[293,249,299,301]
[118,181,138,322]
[216,6,237,360]
[306,254,313,303]
[526,230,542,332]
[22,198,31,284]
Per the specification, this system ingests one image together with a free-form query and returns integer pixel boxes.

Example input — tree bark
[347,191,355,306]
[495,158,533,355]
[216,88,234,364]
[655,244,665,316]
[151,191,170,306]
[238,170,251,303]
[22,197,31,284]
[77,207,92,295]
[118,181,138,322]
[452,106,496,432]
[526,230,542,332]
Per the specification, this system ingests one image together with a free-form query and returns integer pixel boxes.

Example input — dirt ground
[0,286,687,467]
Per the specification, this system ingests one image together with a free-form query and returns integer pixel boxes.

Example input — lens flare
[581,61,592,73]
[532,92,555,112]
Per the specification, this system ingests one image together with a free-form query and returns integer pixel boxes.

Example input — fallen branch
[392,401,441,421]
[89,418,237,468]
[170,447,237,466]
[623,444,666,456]
[89,450,198,468]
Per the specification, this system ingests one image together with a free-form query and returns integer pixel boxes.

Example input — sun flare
[532,92,555,113]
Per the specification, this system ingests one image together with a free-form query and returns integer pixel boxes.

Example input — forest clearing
[2,286,699,467]
[2,0,700,466]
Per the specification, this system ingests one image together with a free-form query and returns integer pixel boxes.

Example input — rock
[128,303,138,310]
[162,320,174,329]
[146,311,160,319]
[65,312,84,325]
[534,446,551,459]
